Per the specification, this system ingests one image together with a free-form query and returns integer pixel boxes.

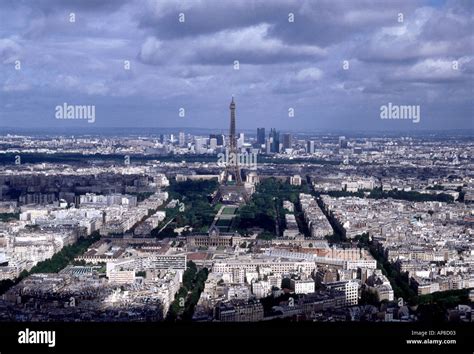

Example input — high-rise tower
[257,128,265,145]
[269,128,280,153]
[222,97,243,185]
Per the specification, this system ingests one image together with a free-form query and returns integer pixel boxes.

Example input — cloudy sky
[0,0,473,131]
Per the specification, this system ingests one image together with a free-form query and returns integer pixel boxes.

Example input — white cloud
[3,81,30,92]
[296,67,323,81]
[139,37,164,64]
[0,38,21,64]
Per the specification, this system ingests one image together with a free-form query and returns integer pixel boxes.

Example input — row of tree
[0,232,100,295]
[235,178,310,237]
[169,179,219,232]
[0,213,20,222]
[166,261,209,321]
[319,188,455,203]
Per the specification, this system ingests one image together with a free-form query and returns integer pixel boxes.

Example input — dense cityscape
[1,0,473,352]
[0,100,472,324]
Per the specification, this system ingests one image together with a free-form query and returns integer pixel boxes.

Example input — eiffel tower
[222,97,243,185]
[213,97,249,204]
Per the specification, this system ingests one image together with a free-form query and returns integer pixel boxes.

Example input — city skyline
[1,0,473,131]
[0,1,473,352]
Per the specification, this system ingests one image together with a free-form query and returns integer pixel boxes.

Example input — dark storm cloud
[267,0,421,47]
[0,0,127,13]
[355,6,474,64]
[0,0,472,130]
[138,25,326,66]
[135,0,420,47]
[136,0,296,40]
